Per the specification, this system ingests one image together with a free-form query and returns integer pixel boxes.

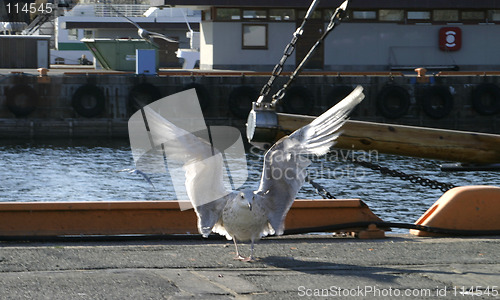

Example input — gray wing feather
[142,107,229,237]
[110,6,179,43]
[255,86,365,235]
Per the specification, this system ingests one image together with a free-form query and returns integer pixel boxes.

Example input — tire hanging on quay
[72,84,106,118]
[325,85,355,112]
[128,82,162,113]
[5,84,38,117]
[282,86,314,115]
[419,85,454,119]
[471,83,500,115]
[228,85,259,119]
[376,85,411,119]
[180,83,210,111]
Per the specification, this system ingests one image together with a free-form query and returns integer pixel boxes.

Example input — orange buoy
[410,186,500,236]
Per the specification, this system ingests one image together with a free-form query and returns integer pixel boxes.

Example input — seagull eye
[240,193,245,199]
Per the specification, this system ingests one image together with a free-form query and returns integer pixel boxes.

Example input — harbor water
[1,139,498,233]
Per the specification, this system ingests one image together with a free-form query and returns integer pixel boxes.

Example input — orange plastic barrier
[0,199,384,238]
[410,186,500,236]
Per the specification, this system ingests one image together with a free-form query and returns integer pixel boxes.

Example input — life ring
[228,86,259,119]
[72,84,106,118]
[180,83,210,111]
[325,85,354,111]
[128,83,162,113]
[5,84,38,117]
[376,85,411,119]
[282,86,314,115]
[419,85,454,119]
[471,83,500,115]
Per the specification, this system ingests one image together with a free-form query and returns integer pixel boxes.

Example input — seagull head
[138,28,150,40]
[237,191,254,211]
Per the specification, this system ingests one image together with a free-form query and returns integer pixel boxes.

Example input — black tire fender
[326,85,354,107]
[282,86,314,115]
[228,86,259,119]
[419,85,454,119]
[376,85,411,119]
[128,83,162,113]
[471,83,500,115]
[180,83,210,111]
[72,84,106,118]
[5,84,38,117]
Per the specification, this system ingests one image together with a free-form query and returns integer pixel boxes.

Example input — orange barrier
[410,186,500,237]
[0,199,384,238]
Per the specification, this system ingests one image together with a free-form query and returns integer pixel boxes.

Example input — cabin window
[242,24,268,49]
[433,10,459,22]
[269,9,295,21]
[216,8,241,20]
[407,11,431,21]
[243,9,267,20]
[379,10,404,21]
[83,30,93,39]
[202,9,212,21]
[488,10,500,22]
[352,11,377,20]
[68,28,79,40]
[461,11,485,21]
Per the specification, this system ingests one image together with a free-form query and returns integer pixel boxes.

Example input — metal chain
[305,154,456,199]
[354,159,457,192]
[257,0,320,105]
[257,0,349,106]
[271,0,349,106]
[306,176,336,199]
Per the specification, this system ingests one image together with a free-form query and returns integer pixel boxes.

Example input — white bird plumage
[143,85,365,261]
[108,5,179,44]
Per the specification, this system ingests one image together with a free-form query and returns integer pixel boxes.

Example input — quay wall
[0,71,499,138]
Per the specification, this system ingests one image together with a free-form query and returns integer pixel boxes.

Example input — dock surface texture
[1,235,499,299]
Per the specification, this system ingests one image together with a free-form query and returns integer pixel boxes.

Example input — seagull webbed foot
[242,256,254,262]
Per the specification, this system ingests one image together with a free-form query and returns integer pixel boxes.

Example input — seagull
[117,168,156,190]
[108,5,179,44]
[141,86,364,261]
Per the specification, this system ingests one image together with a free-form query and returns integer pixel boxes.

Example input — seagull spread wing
[254,85,365,235]
[147,31,179,43]
[142,106,231,237]
[109,5,179,43]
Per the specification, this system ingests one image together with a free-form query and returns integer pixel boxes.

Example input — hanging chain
[306,176,336,199]
[306,153,457,200]
[257,0,349,106]
[271,0,348,106]
[257,0,320,105]
[354,159,457,193]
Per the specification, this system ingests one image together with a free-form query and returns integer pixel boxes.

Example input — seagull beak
[248,202,252,211]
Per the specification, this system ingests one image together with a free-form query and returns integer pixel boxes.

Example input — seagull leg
[232,238,245,260]
[242,239,255,262]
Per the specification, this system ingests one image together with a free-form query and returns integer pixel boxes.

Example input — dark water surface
[1,139,498,232]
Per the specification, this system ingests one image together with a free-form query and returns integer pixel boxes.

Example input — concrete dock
[1,234,499,299]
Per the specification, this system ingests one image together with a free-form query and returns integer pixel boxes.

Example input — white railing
[94,4,150,17]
